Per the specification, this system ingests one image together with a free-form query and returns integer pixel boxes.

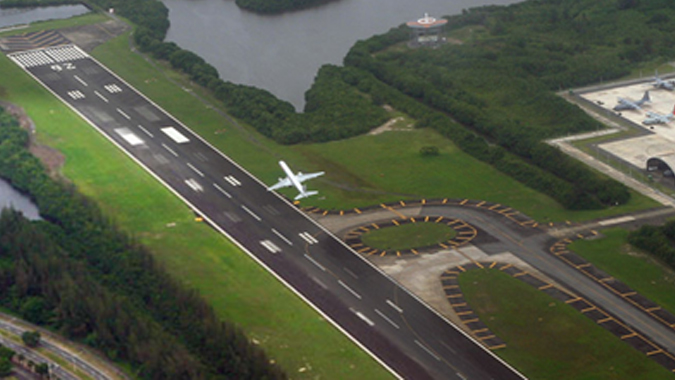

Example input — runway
[7,45,525,380]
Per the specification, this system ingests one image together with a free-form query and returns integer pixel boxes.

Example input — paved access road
[7,45,525,380]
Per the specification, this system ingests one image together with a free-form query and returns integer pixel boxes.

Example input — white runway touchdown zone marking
[161,127,190,143]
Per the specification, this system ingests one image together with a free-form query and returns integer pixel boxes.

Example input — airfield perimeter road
[7,45,525,380]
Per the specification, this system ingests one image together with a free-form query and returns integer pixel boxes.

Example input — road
[7,45,525,379]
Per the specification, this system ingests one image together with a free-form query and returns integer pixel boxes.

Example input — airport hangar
[578,74,675,186]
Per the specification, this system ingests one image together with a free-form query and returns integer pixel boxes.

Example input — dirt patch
[1,101,65,177]
[368,116,411,135]
[59,18,130,52]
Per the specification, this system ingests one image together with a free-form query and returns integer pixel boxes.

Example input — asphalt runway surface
[7,45,525,380]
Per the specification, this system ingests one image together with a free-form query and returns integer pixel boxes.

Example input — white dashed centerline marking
[339,280,362,300]
[213,183,232,198]
[161,143,178,157]
[94,90,108,103]
[241,205,261,221]
[355,311,375,327]
[186,163,204,177]
[73,75,87,87]
[415,340,441,361]
[117,108,131,120]
[343,267,358,279]
[304,254,326,272]
[272,229,293,246]
[386,299,403,313]
[137,125,153,137]
[374,309,400,329]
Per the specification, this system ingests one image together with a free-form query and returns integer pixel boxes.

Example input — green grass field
[361,223,456,251]
[570,228,675,317]
[0,26,392,380]
[459,269,672,379]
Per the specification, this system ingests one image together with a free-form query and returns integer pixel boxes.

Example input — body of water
[0,4,90,29]
[0,179,40,221]
[163,0,521,110]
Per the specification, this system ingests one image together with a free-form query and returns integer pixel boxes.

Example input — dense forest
[629,220,675,270]
[235,0,335,14]
[0,108,285,379]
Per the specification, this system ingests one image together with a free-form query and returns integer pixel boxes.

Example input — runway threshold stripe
[339,280,362,300]
[241,205,262,221]
[272,229,293,246]
[386,299,403,313]
[212,183,232,198]
[415,340,441,361]
[374,309,400,329]
[303,254,326,272]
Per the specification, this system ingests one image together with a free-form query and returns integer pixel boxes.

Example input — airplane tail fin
[643,91,651,102]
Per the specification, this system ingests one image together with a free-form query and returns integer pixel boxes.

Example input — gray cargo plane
[643,105,675,125]
[653,71,675,91]
[614,91,650,111]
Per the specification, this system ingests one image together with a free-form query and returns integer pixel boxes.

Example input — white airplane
[268,161,324,200]
[653,71,675,91]
[643,105,675,125]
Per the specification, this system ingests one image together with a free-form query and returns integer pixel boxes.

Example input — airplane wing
[646,111,659,118]
[268,177,292,191]
[296,171,325,183]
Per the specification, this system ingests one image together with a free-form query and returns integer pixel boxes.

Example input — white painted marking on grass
[386,299,403,313]
[161,143,178,157]
[73,75,87,87]
[374,309,400,329]
[116,108,131,120]
[343,267,358,279]
[213,183,232,198]
[299,232,319,244]
[415,340,441,361]
[339,280,361,300]
[272,229,293,246]
[304,254,326,272]
[161,127,190,143]
[186,163,204,177]
[241,205,261,221]
[184,178,203,192]
[356,311,375,327]
[260,240,281,253]
[598,216,635,226]
[137,124,153,137]
[114,128,144,146]
[94,90,108,103]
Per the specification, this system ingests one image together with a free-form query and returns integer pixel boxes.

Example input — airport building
[406,13,447,48]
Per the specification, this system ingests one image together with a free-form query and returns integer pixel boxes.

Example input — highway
[7,45,525,379]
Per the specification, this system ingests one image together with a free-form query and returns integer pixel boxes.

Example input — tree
[35,362,49,377]
[0,358,11,377]
[21,331,40,348]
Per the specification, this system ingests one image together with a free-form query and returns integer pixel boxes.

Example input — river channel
[0,179,40,221]
[0,4,89,29]
[162,0,521,110]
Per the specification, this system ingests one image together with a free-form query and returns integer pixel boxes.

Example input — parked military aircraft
[613,91,650,111]
[268,161,324,200]
[653,71,675,91]
[643,105,675,125]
